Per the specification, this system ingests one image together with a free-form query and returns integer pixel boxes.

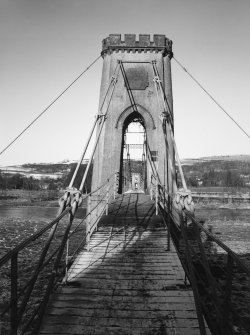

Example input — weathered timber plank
[66,269,183,276]
[48,301,196,312]
[47,294,194,304]
[40,309,199,324]
[40,194,209,335]
[40,321,205,334]
[64,279,186,290]
[39,327,205,335]
[53,287,193,298]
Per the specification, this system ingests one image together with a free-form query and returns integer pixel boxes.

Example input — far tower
[92,34,176,195]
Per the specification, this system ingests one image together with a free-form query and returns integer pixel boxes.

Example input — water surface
[0,206,86,219]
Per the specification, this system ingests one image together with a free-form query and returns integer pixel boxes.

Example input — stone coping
[102,34,173,57]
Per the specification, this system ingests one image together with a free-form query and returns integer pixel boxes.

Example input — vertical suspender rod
[152,62,187,191]
[79,64,121,192]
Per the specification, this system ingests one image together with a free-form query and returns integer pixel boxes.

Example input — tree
[47,181,58,190]
[63,163,93,193]
[203,169,219,186]
[9,174,24,189]
[187,176,199,187]
[0,172,5,189]
[223,170,244,187]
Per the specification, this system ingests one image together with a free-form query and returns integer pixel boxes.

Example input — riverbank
[0,189,60,207]
[1,191,250,333]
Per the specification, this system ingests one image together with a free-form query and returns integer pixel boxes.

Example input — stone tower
[92,34,175,194]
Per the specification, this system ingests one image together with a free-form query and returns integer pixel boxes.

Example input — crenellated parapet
[101,34,173,57]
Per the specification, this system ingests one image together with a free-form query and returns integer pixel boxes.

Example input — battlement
[102,34,173,57]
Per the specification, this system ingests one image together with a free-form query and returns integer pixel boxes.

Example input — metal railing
[150,179,250,335]
[0,172,119,335]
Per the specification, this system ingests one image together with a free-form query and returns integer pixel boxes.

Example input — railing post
[116,172,119,198]
[221,254,233,331]
[167,194,171,251]
[155,182,158,215]
[10,253,18,335]
[32,213,75,335]
[96,193,99,231]
[106,185,109,215]
[114,174,117,199]
[86,195,91,252]
[64,238,69,283]
[180,213,207,335]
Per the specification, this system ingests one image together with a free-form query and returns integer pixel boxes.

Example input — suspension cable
[68,61,120,189]
[0,54,102,157]
[173,57,250,140]
[79,64,121,192]
[68,116,98,188]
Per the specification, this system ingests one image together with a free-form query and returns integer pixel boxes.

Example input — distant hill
[1,155,250,189]
[0,160,89,180]
[0,161,91,191]
[181,155,250,165]
[180,155,250,188]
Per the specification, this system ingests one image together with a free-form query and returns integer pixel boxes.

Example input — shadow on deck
[39,194,210,335]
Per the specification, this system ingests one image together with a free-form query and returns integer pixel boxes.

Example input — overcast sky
[1,0,250,166]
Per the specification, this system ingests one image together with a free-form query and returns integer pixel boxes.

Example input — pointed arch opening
[119,111,147,193]
[115,104,156,130]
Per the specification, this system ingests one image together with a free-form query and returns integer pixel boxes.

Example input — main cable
[173,57,250,140]
[0,54,102,157]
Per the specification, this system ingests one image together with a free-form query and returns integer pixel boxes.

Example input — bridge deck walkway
[39,193,210,335]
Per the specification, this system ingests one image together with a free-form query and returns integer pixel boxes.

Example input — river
[1,204,249,334]
[0,205,250,255]
[0,205,86,219]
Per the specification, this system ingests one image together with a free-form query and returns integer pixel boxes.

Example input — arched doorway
[91,36,175,195]
[119,111,147,193]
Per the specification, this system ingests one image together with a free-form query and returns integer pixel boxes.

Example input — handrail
[68,62,120,191]
[0,172,119,334]
[0,173,116,268]
[152,179,250,334]
[186,212,250,276]
[0,207,71,267]
[87,172,117,196]
[156,181,250,275]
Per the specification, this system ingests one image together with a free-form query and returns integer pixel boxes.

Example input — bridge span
[1,33,250,335]
[39,193,210,335]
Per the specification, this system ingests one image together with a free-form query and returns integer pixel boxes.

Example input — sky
[1,0,250,166]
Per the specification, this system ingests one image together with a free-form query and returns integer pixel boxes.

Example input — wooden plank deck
[39,193,210,335]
